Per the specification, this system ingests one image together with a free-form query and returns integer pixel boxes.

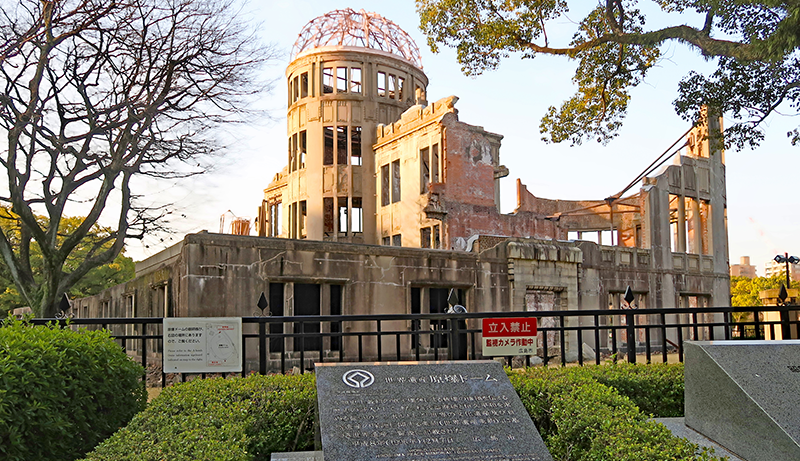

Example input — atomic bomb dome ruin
[74,10,730,363]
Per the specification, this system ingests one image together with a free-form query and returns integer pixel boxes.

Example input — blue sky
[128,1,800,276]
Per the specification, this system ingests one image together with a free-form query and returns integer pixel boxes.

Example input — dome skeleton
[291,9,422,68]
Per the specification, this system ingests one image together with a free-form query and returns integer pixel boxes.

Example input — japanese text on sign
[482,318,537,357]
[163,317,242,373]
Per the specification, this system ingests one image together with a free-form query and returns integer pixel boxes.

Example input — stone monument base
[654,418,743,461]
[270,451,324,460]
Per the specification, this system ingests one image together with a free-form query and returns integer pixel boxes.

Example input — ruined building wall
[71,228,729,364]
[515,181,643,247]
[374,96,563,251]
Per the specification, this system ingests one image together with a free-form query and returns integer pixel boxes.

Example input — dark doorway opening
[330,284,342,351]
[294,283,321,351]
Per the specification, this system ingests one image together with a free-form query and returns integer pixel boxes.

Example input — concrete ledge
[654,417,744,461]
[270,451,323,460]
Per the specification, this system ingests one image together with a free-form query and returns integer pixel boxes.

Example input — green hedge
[516,362,685,417]
[84,363,710,461]
[83,374,316,461]
[0,319,146,461]
[509,364,723,461]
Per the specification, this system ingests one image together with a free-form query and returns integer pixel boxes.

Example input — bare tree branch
[0,0,277,315]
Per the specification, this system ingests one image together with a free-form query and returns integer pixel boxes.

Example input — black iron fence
[28,305,798,387]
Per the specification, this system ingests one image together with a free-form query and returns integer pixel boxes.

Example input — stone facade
[73,226,728,359]
[258,29,428,245]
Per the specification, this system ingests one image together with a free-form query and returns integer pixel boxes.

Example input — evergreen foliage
[0,319,146,461]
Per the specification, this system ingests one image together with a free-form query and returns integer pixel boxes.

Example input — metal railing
[27,305,798,386]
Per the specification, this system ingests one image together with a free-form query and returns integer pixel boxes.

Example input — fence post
[781,307,791,340]
[259,319,266,375]
[448,317,468,361]
[626,311,636,364]
[448,318,457,360]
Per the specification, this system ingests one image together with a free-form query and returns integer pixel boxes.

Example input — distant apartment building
[730,256,757,278]
[764,258,800,281]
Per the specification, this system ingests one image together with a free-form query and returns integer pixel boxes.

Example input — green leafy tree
[417,0,800,148]
[0,208,134,316]
[0,0,275,317]
[730,274,797,307]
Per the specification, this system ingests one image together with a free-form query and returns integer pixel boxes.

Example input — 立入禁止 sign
[482,317,537,356]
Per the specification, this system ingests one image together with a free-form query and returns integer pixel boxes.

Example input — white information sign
[163,317,242,373]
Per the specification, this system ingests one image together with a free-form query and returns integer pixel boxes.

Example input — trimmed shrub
[584,362,685,417]
[509,365,722,461]
[83,363,700,461]
[517,362,685,417]
[83,373,316,461]
[0,319,146,461]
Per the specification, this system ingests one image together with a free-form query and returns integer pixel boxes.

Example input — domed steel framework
[291,9,422,68]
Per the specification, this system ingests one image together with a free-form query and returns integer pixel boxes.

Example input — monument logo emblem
[342,369,375,388]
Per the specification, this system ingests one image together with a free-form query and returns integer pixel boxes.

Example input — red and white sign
[482,317,538,357]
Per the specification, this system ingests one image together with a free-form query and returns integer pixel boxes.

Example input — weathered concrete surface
[74,230,730,368]
[654,418,744,461]
[685,341,800,461]
[315,361,553,461]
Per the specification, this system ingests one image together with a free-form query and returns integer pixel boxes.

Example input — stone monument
[313,360,553,461]
[684,340,800,461]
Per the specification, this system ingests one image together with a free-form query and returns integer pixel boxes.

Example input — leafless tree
[0,0,277,317]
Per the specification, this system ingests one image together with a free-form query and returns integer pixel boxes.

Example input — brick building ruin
[72,9,730,362]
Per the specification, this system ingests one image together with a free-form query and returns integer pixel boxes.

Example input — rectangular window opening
[381,164,390,207]
[351,68,362,93]
[411,287,421,347]
[322,67,334,94]
[382,236,391,246]
[323,126,334,165]
[293,76,299,102]
[351,126,362,166]
[338,197,348,234]
[377,71,386,97]
[299,200,307,239]
[323,197,334,234]
[432,143,440,183]
[292,134,298,171]
[398,77,405,101]
[288,136,295,173]
[300,72,308,98]
[433,224,440,249]
[420,227,431,249]
[336,67,347,92]
[269,202,281,237]
[293,283,320,351]
[388,74,396,99]
[430,288,452,347]
[352,197,362,233]
[391,160,401,203]
[330,285,342,350]
[420,147,430,194]
[392,234,402,247]
[337,126,348,165]
[289,203,297,239]
[299,130,306,169]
